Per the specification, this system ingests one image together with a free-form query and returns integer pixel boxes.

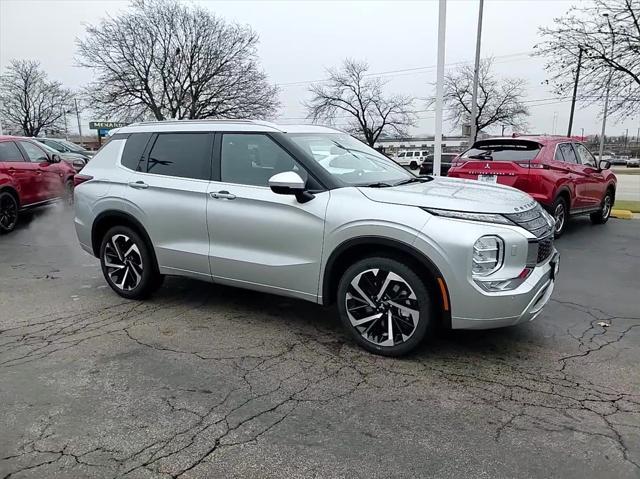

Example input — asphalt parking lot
[1,206,639,479]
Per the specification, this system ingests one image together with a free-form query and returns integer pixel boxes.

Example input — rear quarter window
[121,133,152,171]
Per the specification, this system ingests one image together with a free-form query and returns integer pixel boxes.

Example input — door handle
[128,181,149,189]
[210,190,236,200]
[8,168,15,174]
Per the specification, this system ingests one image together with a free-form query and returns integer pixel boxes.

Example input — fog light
[472,236,503,276]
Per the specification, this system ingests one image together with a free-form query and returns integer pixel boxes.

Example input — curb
[611,209,634,220]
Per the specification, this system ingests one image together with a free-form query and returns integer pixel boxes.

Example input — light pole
[469,0,484,145]
[433,0,447,176]
[624,128,629,154]
[598,13,615,161]
[567,47,583,137]
[581,127,585,140]
[74,98,83,147]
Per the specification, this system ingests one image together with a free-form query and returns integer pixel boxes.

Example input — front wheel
[590,191,613,225]
[409,161,418,170]
[100,225,163,299]
[337,257,434,356]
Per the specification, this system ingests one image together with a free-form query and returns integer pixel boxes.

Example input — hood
[358,176,537,214]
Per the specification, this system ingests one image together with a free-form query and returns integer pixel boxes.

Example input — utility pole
[581,127,585,140]
[567,47,583,137]
[468,0,484,145]
[433,0,447,176]
[74,98,83,147]
[63,108,69,140]
[624,128,629,154]
[599,13,615,161]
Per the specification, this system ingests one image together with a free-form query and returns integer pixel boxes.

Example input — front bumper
[451,250,558,329]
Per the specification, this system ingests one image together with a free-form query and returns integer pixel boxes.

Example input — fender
[321,235,451,327]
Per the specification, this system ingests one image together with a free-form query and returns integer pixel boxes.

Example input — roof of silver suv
[117,120,342,135]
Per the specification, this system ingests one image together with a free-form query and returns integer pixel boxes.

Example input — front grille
[505,203,553,239]
[537,236,554,263]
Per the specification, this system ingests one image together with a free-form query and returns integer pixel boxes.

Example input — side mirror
[72,159,85,170]
[48,154,61,163]
[269,171,314,203]
[598,159,611,170]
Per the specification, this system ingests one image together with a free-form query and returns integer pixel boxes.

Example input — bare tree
[0,60,73,137]
[305,59,416,147]
[443,58,529,140]
[535,0,640,117]
[76,0,279,121]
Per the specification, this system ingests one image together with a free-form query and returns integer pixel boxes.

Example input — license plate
[478,174,497,183]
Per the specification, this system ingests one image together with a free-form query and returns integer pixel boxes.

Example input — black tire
[409,161,418,170]
[336,256,434,357]
[0,191,19,234]
[551,196,569,238]
[99,225,163,299]
[590,190,613,225]
[63,179,74,206]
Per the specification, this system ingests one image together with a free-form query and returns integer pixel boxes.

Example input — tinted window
[406,152,413,157]
[146,133,212,180]
[462,142,540,161]
[422,151,429,156]
[122,133,152,171]
[221,134,305,187]
[558,144,578,164]
[0,141,25,162]
[19,141,48,162]
[574,143,596,167]
[397,152,405,157]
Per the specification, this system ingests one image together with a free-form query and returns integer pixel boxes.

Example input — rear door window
[0,141,25,162]
[462,141,540,161]
[145,133,212,180]
[406,152,413,158]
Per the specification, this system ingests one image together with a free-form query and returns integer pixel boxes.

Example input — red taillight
[74,174,93,187]
[515,162,547,169]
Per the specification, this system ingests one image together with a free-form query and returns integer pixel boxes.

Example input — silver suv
[74,120,559,356]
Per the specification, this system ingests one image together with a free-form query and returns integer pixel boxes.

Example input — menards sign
[89,121,128,130]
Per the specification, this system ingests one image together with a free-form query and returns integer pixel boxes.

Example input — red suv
[0,136,76,233]
[447,136,617,237]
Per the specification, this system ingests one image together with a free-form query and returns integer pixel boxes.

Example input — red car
[0,136,76,233]
[447,136,617,237]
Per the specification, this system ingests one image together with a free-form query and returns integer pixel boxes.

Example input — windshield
[462,141,540,161]
[287,133,413,186]
[57,139,85,152]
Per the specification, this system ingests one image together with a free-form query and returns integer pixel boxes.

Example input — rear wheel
[337,257,434,356]
[99,225,163,299]
[409,161,418,170]
[552,196,568,238]
[590,190,613,225]
[0,192,19,234]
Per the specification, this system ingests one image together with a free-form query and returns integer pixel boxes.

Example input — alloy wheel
[0,194,18,232]
[554,203,566,234]
[103,234,144,291]
[345,268,420,347]
[602,195,612,219]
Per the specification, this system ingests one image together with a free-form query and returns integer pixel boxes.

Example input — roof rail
[128,119,282,129]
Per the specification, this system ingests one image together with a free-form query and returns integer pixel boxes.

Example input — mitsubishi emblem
[485,163,491,169]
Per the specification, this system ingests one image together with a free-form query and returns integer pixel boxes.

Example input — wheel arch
[322,236,451,328]
[91,210,159,272]
[0,185,20,207]
[555,186,571,209]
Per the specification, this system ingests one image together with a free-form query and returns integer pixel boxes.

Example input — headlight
[472,235,503,276]
[423,208,514,226]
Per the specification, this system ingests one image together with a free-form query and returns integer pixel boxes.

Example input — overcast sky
[1,0,638,138]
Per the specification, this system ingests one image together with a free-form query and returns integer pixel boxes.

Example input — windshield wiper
[363,182,394,188]
[394,177,432,186]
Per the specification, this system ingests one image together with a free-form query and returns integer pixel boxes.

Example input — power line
[274,51,534,88]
